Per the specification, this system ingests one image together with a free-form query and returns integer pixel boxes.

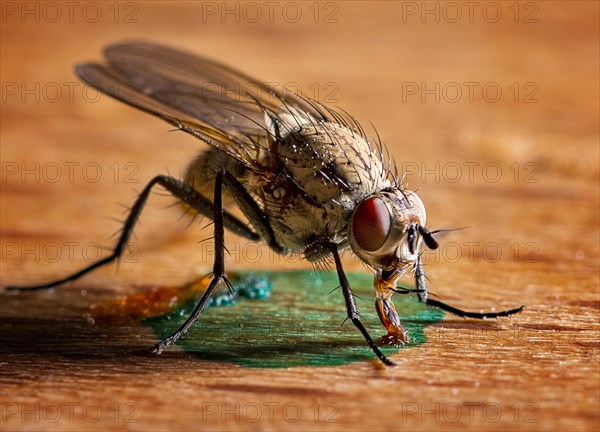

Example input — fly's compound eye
[350,197,392,252]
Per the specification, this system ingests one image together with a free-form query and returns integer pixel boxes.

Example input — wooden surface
[1,1,598,431]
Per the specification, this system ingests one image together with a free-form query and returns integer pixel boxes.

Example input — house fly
[5,41,524,365]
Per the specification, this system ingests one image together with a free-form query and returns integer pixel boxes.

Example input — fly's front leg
[4,175,258,292]
[374,270,408,345]
[330,245,394,366]
[415,255,525,318]
[154,171,227,353]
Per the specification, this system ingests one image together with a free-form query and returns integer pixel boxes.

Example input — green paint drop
[145,270,444,368]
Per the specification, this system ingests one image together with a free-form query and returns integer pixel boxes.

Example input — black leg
[330,245,394,366]
[424,298,524,318]
[390,287,426,295]
[4,174,258,292]
[154,171,227,352]
[414,255,525,318]
[222,171,286,254]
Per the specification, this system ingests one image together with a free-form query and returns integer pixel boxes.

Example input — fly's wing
[76,41,328,169]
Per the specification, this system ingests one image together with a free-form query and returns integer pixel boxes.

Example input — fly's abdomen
[184,148,248,204]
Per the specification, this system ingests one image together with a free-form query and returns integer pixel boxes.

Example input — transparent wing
[76,41,328,168]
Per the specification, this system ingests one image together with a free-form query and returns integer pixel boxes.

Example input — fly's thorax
[348,188,427,270]
[261,111,394,253]
[271,113,391,202]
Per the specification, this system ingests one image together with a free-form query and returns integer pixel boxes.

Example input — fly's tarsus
[413,253,524,319]
[425,299,525,319]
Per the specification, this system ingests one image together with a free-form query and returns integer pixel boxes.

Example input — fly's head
[348,189,439,282]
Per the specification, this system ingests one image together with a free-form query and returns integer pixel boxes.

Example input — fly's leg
[374,274,409,346]
[415,255,525,318]
[186,150,286,255]
[221,171,286,254]
[4,174,260,292]
[154,171,227,352]
[330,245,394,366]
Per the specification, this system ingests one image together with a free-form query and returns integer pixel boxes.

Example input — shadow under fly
[5,41,524,366]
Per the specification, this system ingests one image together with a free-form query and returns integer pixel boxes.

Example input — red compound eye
[351,197,391,252]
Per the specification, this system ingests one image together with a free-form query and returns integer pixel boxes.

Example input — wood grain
[1,1,598,431]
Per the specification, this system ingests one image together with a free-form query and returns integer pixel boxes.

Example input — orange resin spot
[89,276,211,323]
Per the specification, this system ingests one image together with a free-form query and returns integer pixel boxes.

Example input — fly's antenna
[417,225,439,250]
[429,227,469,234]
